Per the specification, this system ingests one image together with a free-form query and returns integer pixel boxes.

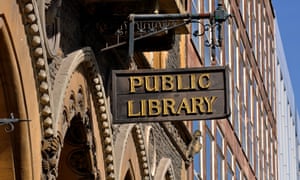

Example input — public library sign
[112,66,230,124]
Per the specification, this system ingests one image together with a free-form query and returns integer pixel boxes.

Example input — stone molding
[18,0,116,178]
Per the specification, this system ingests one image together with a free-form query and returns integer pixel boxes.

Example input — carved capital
[41,135,62,179]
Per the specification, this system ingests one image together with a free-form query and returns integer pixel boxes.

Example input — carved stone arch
[17,0,55,139]
[144,125,157,177]
[131,125,151,179]
[0,13,40,180]
[154,158,175,180]
[48,47,115,179]
[114,124,138,179]
[115,124,151,180]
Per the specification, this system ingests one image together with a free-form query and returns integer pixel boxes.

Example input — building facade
[0,0,280,180]
[190,0,277,179]
[275,20,300,180]
[0,0,195,179]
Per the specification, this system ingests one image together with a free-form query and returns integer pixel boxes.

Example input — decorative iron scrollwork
[0,113,30,133]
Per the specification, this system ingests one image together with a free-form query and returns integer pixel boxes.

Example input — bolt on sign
[112,66,230,124]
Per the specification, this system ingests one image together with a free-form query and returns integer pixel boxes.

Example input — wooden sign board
[112,66,230,124]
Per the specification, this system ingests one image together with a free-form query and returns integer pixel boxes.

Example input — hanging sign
[112,66,230,124]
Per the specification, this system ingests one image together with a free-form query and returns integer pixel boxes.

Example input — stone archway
[48,48,115,179]
[0,11,41,179]
[0,16,22,180]
[114,124,152,180]
[154,158,175,180]
[57,114,95,179]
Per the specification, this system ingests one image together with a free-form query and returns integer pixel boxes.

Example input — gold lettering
[204,96,217,113]
[177,75,190,90]
[191,97,206,113]
[145,75,160,92]
[161,75,174,91]
[190,74,196,90]
[163,98,177,115]
[198,73,211,89]
[127,95,218,117]
[140,99,147,116]
[129,76,143,93]
[127,100,140,117]
[148,99,161,116]
[176,98,192,114]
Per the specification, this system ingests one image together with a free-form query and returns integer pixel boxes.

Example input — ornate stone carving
[186,130,202,162]
[37,0,62,58]
[19,0,54,138]
[67,149,91,176]
[144,126,157,177]
[19,0,114,179]
[132,125,151,180]
[154,158,176,180]
[18,1,58,178]
[51,48,115,179]
[41,135,61,179]
[63,112,99,179]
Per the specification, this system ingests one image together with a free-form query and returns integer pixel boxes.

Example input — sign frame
[112,66,230,124]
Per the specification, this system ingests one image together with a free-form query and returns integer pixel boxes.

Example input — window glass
[236,163,241,180]
[217,128,224,180]
[193,121,201,179]
[193,152,201,180]
[217,152,223,180]
[204,0,209,12]
[191,0,200,54]
[234,87,240,139]
[206,132,213,179]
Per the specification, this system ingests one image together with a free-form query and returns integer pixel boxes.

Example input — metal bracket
[0,113,31,133]
[99,3,230,64]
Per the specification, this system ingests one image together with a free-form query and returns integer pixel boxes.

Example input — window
[232,18,238,82]
[224,16,230,65]
[234,87,240,139]
[251,13,256,55]
[205,132,213,180]
[260,152,264,180]
[203,0,211,66]
[245,1,250,35]
[252,0,257,40]
[240,59,246,146]
[217,152,224,180]
[191,0,200,54]
[241,105,246,151]
[239,0,244,21]
[248,121,254,168]
[204,0,209,12]
[216,128,224,180]
[227,147,234,180]
[194,153,201,180]
[233,20,239,138]
[206,120,212,130]
[193,121,201,180]
[215,43,221,65]
[235,162,241,180]
[216,128,224,149]
[257,35,261,66]
[247,76,252,122]
[204,38,211,66]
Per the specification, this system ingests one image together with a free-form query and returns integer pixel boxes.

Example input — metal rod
[100,21,188,52]
[0,113,31,133]
[130,13,211,21]
[128,15,135,64]
[127,13,212,66]
[210,16,216,65]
